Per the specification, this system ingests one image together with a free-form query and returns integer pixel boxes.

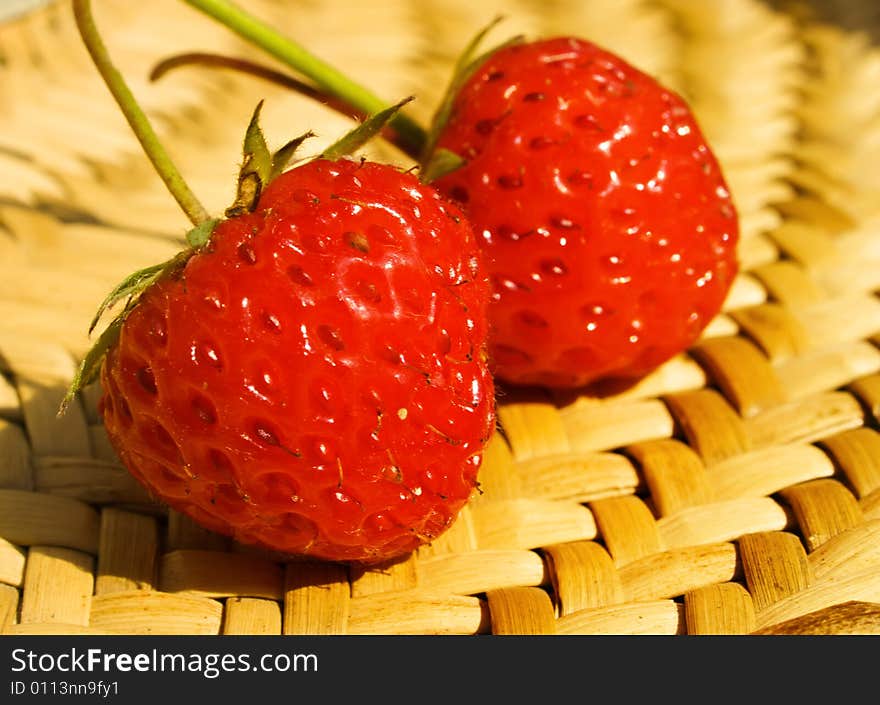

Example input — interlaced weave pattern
[1,0,878,635]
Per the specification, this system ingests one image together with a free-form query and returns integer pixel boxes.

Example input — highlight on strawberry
[62,0,496,564]
[181,1,740,391]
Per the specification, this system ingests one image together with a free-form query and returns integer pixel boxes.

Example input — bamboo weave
[1,0,879,635]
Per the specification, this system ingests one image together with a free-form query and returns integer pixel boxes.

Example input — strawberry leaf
[271,130,316,180]
[420,18,523,176]
[321,97,414,161]
[420,148,465,183]
[226,100,273,217]
[186,217,221,249]
[58,315,126,416]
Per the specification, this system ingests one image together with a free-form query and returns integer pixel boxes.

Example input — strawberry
[66,0,495,563]
[426,36,740,389]
[97,157,494,562]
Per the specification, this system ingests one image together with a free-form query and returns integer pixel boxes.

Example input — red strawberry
[429,36,740,389]
[94,157,495,563]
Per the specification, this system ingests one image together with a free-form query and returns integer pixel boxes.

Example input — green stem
[73,0,210,227]
[183,0,428,159]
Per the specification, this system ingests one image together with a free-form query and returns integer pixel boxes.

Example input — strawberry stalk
[183,0,427,158]
[73,0,211,227]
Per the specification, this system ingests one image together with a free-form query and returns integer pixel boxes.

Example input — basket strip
[738,532,813,612]
[347,590,487,635]
[0,583,19,632]
[283,562,349,635]
[706,443,835,500]
[779,479,864,551]
[166,510,231,552]
[222,597,283,636]
[0,489,99,553]
[627,439,711,515]
[469,498,596,551]
[683,582,757,635]
[743,391,865,448]
[0,538,26,588]
[663,389,751,465]
[349,553,419,597]
[416,550,547,597]
[0,419,32,490]
[485,587,557,635]
[754,601,880,635]
[808,520,880,583]
[618,542,738,602]
[559,398,676,454]
[88,590,223,635]
[19,546,93,626]
[96,508,159,594]
[32,457,153,506]
[514,451,640,504]
[543,541,625,615]
[656,498,788,548]
[750,260,826,307]
[158,550,284,600]
[590,495,662,565]
[818,428,880,498]
[754,566,880,630]
[556,599,683,636]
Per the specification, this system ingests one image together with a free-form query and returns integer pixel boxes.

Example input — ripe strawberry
[94,157,495,563]
[428,36,740,389]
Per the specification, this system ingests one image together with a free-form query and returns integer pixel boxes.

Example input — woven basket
[1,0,879,636]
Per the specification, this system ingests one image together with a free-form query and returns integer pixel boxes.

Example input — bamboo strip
[347,590,487,635]
[0,538,26,587]
[656,498,788,549]
[89,591,223,635]
[750,260,826,306]
[469,499,597,551]
[0,489,99,553]
[663,389,751,465]
[559,398,676,454]
[496,398,571,461]
[543,541,625,615]
[754,601,880,635]
[468,433,521,502]
[416,550,547,597]
[727,304,811,363]
[590,495,662,566]
[513,451,640,503]
[159,550,284,600]
[165,510,229,552]
[818,428,880,498]
[849,374,880,426]
[0,583,18,633]
[618,542,739,602]
[556,600,683,635]
[222,597,282,636]
[0,419,32,490]
[773,341,880,400]
[690,337,786,417]
[744,391,865,448]
[779,479,864,551]
[32,457,152,506]
[96,507,159,595]
[626,438,711,515]
[706,443,835,500]
[19,546,94,626]
[486,587,557,635]
[808,520,880,583]
[0,375,22,423]
[349,553,419,597]
[683,582,757,635]
[754,566,880,630]
[738,532,812,612]
[283,562,349,635]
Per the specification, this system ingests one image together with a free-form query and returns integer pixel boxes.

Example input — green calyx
[60,1,417,416]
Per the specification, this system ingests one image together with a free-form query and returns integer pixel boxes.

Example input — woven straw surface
[1,0,879,636]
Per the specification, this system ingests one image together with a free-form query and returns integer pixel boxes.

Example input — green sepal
[271,130,316,180]
[420,148,466,183]
[321,97,414,161]
[185,217,221,249]
[58,315,125,416]
[59,250,192,417]
[420,18,523,179]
